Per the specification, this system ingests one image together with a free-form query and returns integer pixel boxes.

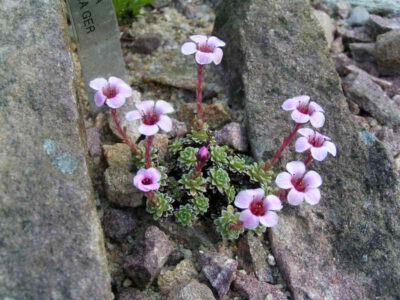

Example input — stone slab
[215,0,400,299]
[0,1,112,299]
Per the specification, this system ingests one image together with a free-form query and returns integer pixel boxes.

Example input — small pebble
[267,254,276,266]
[123,278,133,287]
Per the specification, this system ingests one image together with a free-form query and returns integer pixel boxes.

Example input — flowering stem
[145,135,154,169]
[194,161,206,177]
[196,64,204,129]
[305,152,313,167]
[264,123,302,171]
[229,220,244,231]
[145,191,158,205]
[111,108,141,156]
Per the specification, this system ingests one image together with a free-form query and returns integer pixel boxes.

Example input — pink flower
[275,161,322,206]
[133,168,161,192]
[295,128,337,161]
[197,146,210,163]
[282,95,325,128]
[234,188,282,230]
[125,100,174,136]
[181,35,226,65]
[89,76,132,108]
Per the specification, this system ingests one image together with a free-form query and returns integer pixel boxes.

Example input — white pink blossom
[275,161,322,206]
[125,100,174,136]
[133,168,161,192]
[234,188,282,230]
[295,128,337,161]
[181,35,226,65]
[89,76,132,108]
[282,95,325,128]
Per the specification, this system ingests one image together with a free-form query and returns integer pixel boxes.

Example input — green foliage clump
[175,204,196,226]
[178,147,198,169]
[210,145,229,166]
[179,172,208,196]
[191,194,209,214]
[113,0,155,20]
[209,167,230,194]
[146,192,173,220]
[214,205,244,240]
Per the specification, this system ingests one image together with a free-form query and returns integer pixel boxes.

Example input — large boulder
[0,1,112,299]
[214,0,400,299]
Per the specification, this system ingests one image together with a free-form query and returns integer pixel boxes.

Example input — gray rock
[375,30,400,75]
[118,288,151,300]
[0,1,112,299]
[167,280,216,300]
[104,166,144,208]
[331,36,345,54]
[172,0,198,19]
[368,14,400,36]
[337,25,373,42]
[214,0,400,298]
[124,226,173,289]
[199,251,237,298]
[349,42,376,62]
[131,33,163,55]
[103,143,134,170]
[151,0,171,9]
[233,272,287,300]
[335,1,352,18]
[158,259,198,295]
[215,122,249,152]
[237,233,274,283]
[312,9,335,47]
[167,118,188,139]
[86,127,102,158]
[321,0,400,14]
[342,71,400,126]
[344,64,392,90]
[102,208,137,241]
[331,53,356,76]
[348,6,370,26]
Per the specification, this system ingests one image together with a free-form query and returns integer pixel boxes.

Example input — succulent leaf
[214,205,244,240]
[175,204,196,226]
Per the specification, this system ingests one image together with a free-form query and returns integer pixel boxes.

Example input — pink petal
[190,35,207,44]
[133,173,144,189]
[239,209,260,230]
[195,51,213,65]
[126,110,141,121]
[287,189,304,206]
[106,94,126,109]
[155,100,174,114]
[304,188,321,205]
[109,77,132,97]
[139,124,159,136]
[298,127,314,137]
[282,98,298,111]
[286,161,306,176]
[181,42,197,55]
[295,137,311,153]
[298,96,310,106]
[259,211,279,227]
[303,171,322,188]
[310,101,324,112]
[136,100,155,113]
[311,146,328,161]
[146,167,161,182]
[324,141,337,156]
[212,47,223,65]
[89,77,107,90]
[264,195,282,211]
[94,91,106,107]
[291,110,310,124]
[275,172,293,189]
[310,111,325,128]
[136,168,147,177]
[157,115,172,132]
[207,36,226,47]
[252,188,265,199]
[235,189,262,209]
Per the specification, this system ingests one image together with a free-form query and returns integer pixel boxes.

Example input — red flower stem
[145,191,158,205]
[193,161,206,177]
[196,64,204,129]
[145,135,154,168]
[229,220,244,231]
[264,123,302,171]
[305,152,313,167]
[111,108,141,156]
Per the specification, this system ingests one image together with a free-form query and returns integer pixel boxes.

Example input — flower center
[198,42,214,53]
[297,102,313,115]
[308,134,324,147]
[142,178,152,185]
[142,110,159,126]
[249,199,267,216]
[102,84,117,98]
[291,176,306,192]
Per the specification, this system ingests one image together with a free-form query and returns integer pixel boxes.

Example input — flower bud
[197,146,210,163]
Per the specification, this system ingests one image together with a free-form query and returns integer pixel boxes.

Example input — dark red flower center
[142,110,159,126]
[308,134,325,147]
[142,178,152,185]
[198,42,214,53]
[297,102,313,115]
[249,199,267,216]
[291,176,306,192]
[102,84,117,98]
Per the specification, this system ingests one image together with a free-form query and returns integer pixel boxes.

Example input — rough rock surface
[0,1,112,299]
[118,288,150,300]
[179,103,231,129]
[215,0,400,298]
[320,0,400,14]
[233,272,287,300]
[375,30,400,76]
[368,15,400,36]
[167,279,216,300]
[158,259,198,295]
[103,143,134,170]
[312,9,335,47]
[199,251,238,298]
[102,208,138,241]
[124,226,173,289]
[104,166,143,208]
[214,122,249,152]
